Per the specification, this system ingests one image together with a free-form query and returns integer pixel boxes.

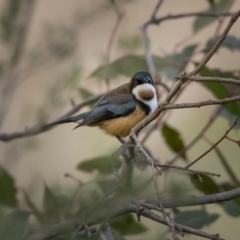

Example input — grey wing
[80,94,136,126]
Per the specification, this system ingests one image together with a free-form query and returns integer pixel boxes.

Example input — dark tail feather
[40,112,87,131]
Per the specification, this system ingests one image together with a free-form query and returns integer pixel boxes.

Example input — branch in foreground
[0,93,105,142]
[28,187,240,240]
[137,208,224,240]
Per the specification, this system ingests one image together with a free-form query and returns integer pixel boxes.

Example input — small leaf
[110,214,147,235]
[206,0,215,8]
[0,165,17,208]
[78,87,95,108]
[175,210,219,229]
[193,0,229,33]
[0,210,30,240]
[205,35,240,52]
[223,200,240,217]
[43,184,59,214]
[22,189,44,223]
[118,34,143,53]
[97,179,119,193]
[219,183,240,207]
[161,123,187,161]
[198,66,240,118]
[163,44,197,79]
[77,155,121,174]
[89,55,167,80]
[190,174,220,195]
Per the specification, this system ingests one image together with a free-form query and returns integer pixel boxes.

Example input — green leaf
[97,178,119,193]
[163,44,197,79]
[110,214,147,235]
[118,34,143,53]
[205,35,240,52]
[161,123,187,161]
[89,55,167,80]
[219,183,240,207]
[175,210,219,229]
[190,174,220,195]
[198,66,240,117]
[77,155,121,174]
[206,0,215,8]
[223,200,240,217]
[0,165,17,208]
[193,0,229,33]
[22,189,44,223]
[0,210,30,240]
[43,184,59,215]
[78,87,95,108]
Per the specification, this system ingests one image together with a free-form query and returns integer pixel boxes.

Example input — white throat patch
[132,83,157,113]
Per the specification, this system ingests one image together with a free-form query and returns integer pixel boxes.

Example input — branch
[164,95,240,110]
[167,106,222,165]
[27,187,240,240]
[136,208,224,240]
[141,0,165,95]
[100,223,114,240]
[191,10,240,76]
[154,12,234,25]
[155,163,220,177]
[178,75,240,85]
[0,93,105,142]
[185,118,238,169]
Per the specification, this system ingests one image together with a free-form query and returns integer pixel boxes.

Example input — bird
[42,71,158,143]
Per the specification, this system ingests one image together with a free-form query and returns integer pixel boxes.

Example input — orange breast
[96,105,147,137]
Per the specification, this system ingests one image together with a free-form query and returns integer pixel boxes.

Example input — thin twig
[163,95,240,110]
[0,93,105,142]
[155,163,220,177]
[185,118,238,169]
[105,2,124,89]
[178,75,240,85]
[154,12,234,25]
[167,106,222,165]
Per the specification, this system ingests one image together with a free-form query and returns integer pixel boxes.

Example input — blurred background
[0,0,240,239]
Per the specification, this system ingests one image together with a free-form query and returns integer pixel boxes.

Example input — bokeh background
[0,0,240,239]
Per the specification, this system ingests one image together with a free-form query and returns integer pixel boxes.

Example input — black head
[131,71,154,90]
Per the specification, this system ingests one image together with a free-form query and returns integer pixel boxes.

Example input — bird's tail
[40,112,87,131]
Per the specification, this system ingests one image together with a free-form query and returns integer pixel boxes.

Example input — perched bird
[43,71,157,142]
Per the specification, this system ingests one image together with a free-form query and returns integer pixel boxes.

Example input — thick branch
[28,187,240,240]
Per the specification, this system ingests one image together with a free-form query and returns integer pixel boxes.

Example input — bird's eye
[136,79,142,85]
[145,77,151,84]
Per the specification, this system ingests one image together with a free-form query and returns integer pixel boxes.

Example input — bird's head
[131,71,157,113]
